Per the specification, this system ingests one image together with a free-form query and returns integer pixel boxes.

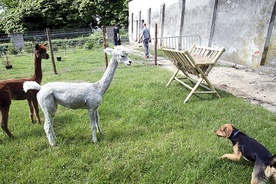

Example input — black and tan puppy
[215,124,276,184]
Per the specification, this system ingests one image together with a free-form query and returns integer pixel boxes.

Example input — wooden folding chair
[163,44,225,103]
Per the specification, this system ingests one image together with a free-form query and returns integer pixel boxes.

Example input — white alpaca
[24,46,131,146]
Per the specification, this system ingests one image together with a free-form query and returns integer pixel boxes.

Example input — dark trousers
[143,38,150,56]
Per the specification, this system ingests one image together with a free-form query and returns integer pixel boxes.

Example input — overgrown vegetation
[0,47,275,183]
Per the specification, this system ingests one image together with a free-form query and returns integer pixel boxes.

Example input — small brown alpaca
[0,44,49,139]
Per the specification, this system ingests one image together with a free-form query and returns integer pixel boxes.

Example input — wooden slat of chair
[163,45,225,103]
[184,50,220,102]
[164,49,195,87]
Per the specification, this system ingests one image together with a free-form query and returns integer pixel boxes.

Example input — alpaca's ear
[104,48,114,55]
[35,44,39,50]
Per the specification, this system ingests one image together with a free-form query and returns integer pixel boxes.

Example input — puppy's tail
[23,81,41,92]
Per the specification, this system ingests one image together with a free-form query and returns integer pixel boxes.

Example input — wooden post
[46,28,57,74]
[154,23,158,65]
[101,26,108,68]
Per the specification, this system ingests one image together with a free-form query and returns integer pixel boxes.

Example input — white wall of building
[129,0,276,70]
[128,0,180,42]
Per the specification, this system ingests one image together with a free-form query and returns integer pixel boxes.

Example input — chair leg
[184,78,203,103]
[166,70,179,87]
[203,76,220,98]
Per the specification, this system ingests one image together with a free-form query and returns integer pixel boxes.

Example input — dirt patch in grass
[158,58,276,113]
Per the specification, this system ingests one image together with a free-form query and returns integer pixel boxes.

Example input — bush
[0,45,8,55]
[84,39,94,50]
[8,45,18,55]
[24,43,34,53]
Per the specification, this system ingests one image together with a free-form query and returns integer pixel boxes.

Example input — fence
[0,27,93,43]
[0,27,130,56]
[151,35,201,50]
[0,27,129,45]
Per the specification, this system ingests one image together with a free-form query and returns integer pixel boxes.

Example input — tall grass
[0,47,275,183]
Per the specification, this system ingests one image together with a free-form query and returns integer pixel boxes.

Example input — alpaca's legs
[88,109,98,143]
[0,92,13,138]
[43,105,57,146]
[95,110,103,134]
[27,91,41,124]
[38,93,57,146]
[27,99,35,123]
[0,105,13,138]
[43,106,57,146]
[32,94,41,124]
[44,117,56,146]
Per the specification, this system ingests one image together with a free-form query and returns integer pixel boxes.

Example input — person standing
[138,23,151,58]
[113,25,121,46]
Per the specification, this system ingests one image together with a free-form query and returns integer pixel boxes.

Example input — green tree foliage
[0,0,128,33]
[0,0,21,9]
[0,8,24,33]
[91,0,129,28]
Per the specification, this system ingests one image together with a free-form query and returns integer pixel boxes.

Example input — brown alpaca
[0,44,49,139]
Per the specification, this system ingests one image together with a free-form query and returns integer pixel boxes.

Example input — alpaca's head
[104,46,131,66]
[35,43,49,60]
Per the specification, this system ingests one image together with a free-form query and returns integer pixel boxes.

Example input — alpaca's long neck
[32,57,42,84]
[98,57,118,95]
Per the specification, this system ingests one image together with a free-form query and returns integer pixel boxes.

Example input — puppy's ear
[229,123,235,127]
[225,124,234,138]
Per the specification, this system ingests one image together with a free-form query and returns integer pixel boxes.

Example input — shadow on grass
[168,80,234,104]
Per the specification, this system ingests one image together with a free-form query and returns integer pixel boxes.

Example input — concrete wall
[182,0,214,46]
[128,0,276,70]
[212,0,273,68]
[162,1,181,37]
[265,3,276,68]
[128,0,180,41]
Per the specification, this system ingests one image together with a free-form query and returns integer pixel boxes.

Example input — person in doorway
[138,23,151,58]
[113,25,121,46]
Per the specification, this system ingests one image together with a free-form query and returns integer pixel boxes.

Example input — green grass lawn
[0,46,275,183]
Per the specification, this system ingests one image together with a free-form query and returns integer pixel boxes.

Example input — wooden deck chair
[163,44,225,103]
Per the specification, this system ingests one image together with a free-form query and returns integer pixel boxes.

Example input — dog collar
[231,130,240,139]
[229,129,240,146]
